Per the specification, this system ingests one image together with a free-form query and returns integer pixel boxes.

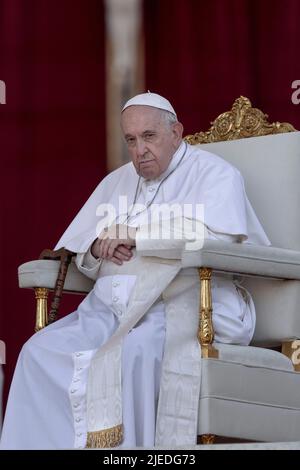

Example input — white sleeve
[135,217,239,258]
[75,243,102,281]
[206,227,239,243]
[135,217,206,258]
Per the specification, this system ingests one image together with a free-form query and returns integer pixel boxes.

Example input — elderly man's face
[121,105,183,180]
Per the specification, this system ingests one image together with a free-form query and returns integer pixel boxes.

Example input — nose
[136,138,147,157]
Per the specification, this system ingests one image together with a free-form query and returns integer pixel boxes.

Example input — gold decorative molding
[185,96,296,145]
[200,434,216,444]
[198,268,218,359]
[281,340,300,372]
[34,288,48,332]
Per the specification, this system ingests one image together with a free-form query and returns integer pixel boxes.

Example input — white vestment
[0,142,270,449]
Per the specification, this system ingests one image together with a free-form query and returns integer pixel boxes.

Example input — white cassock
[0,142,270,449]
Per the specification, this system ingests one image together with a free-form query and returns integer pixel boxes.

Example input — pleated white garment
[0,276,167,450]
[0,268,254,450]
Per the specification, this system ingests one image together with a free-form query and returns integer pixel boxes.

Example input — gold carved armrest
[34,248,75,331]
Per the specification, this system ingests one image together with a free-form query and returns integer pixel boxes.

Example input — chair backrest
[185,97,300,346]
[196,132,300,251]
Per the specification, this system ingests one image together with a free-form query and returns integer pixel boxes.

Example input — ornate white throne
[18,97,300,443]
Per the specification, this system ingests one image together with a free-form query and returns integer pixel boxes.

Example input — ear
[172,121,184,144]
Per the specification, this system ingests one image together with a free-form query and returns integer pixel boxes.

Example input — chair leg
[200,434,216,444]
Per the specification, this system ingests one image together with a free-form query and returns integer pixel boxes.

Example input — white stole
[86,257,184,447]
[85,257,202,447]
[156,270,202,445]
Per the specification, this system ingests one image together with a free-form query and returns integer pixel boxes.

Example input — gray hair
[159,109,178,127]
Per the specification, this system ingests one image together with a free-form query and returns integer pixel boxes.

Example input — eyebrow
[142,130,156,135]
[124,130,157,139]
[124,129,157,139]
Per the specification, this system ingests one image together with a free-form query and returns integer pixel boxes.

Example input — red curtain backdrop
[144,0,300,133]
[0,0,106,407]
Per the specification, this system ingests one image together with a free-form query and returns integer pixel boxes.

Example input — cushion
[198,344,300,441]
[181,239,300,280]
[18,260,94,293]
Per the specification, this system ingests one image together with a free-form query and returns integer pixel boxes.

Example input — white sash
[86,257,183,447]
[156,270,202,445]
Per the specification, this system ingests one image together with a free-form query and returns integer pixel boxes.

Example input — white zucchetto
[122,91,177,118]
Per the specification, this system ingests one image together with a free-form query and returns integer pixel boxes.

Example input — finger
[110,256,123,265]
[98,239,105,258]
[99,239,110,258]
[98,227,109,240]
[101,239,109,258]
[98,240,104,258]
[91,239,100,258]
[104,239,115,259]
[107,240,119,258]
[124,244,133,249]
[113,249,129,261]
[116,245,133,257]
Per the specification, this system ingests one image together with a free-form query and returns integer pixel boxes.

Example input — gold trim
[198,268,219,359]
[281,340,300,372]
[34,288,48,332]
[184,96,296,145]
[200,434,216,444]
[86,424,123,448]
[201,344,219,359]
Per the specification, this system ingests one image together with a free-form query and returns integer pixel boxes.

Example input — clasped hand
[91,224,137,265]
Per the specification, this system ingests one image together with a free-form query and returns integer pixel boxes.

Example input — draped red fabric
[144,0,300,133]
[0,0,106,408]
